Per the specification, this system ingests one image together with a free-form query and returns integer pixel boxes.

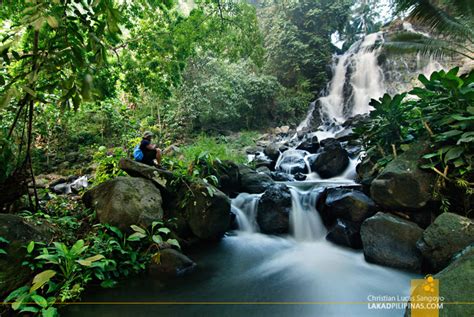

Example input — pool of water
[65,232,418,317]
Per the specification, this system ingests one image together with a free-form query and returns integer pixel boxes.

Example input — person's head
[143,131,154,140]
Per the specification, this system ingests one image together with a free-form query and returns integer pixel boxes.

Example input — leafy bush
[356,67,473,212]
[92,146,127,185]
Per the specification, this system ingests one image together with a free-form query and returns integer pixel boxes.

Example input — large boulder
[296,135,319,153]
[370,143,435,210]
[149,248,196,277]
[434,246,474,317]
[417,212,474,272]
[326,219,362,249]
[321,188,376,224]
[239,165,274,194]
[311,140,349,178]
[360,212,424,272]
[182,181,231,241]
[257,184,292,234]
[0,215,49,298]
[83,177,164,231]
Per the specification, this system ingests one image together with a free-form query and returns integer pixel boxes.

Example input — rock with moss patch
[370,143,435,210]
[417,212,474,272]
[83,177,164,230]
[361,212,423,272]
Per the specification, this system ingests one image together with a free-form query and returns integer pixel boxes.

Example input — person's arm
[146,143,156,150]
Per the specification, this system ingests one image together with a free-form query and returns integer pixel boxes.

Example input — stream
[66,182,418,317]
[65,31,437,317]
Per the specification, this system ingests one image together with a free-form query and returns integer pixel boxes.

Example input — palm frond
[395,0,473,43]
[384,31,473,60]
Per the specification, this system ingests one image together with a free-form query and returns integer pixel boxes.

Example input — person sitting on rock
[140,131,162,166]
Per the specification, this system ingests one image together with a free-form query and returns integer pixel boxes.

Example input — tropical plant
[356,67,473,213]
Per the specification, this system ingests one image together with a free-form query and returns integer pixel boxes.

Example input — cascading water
[289,187,326,241]
[232,193,261,233]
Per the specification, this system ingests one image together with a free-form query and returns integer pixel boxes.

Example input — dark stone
[361,212,423,272]
[149,249,196,277]
[322,188,375,223]
[257,184,292,234]
[239,165,275,194]
[326,219,362,249]
[294,173,307,181]
[296,135,319,153]
[83,177,164,231]
[212,160,240,197]
[417,212,474,272]
[311,142,349,179]
[256,166,272,177]
[271,172,295,182]
[370,142,436,210]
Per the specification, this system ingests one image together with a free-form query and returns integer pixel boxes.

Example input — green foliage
[92,146,127,185]
[354,92,418,165]
[413,68,474,180]
[356,67,474,211]
[5,213,178,315]
[171,56,283,133]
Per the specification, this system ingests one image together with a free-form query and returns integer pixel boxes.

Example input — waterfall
[232,193,261,233]
[315,32,385,128]
[289,187,326,241]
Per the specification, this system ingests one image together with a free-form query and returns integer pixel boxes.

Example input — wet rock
[277,150,309,175]
[326,219,362,249]
[311,140,349,179]
[417,212,474,272]
[370,142,435,210]
[256,166,272,177]
[322,188,376,223]
[149,249,196,277]
[83,177,164,231]
[0,215,49,298]
[361,212,423,272]
[271,172,294,182]
[296,135,319,153]
[257,184,292,234]
[239,165,275,194]
[294,173,307,181]
[264,144,280,161]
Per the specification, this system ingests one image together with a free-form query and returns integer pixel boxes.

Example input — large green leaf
[30,270,56,292]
